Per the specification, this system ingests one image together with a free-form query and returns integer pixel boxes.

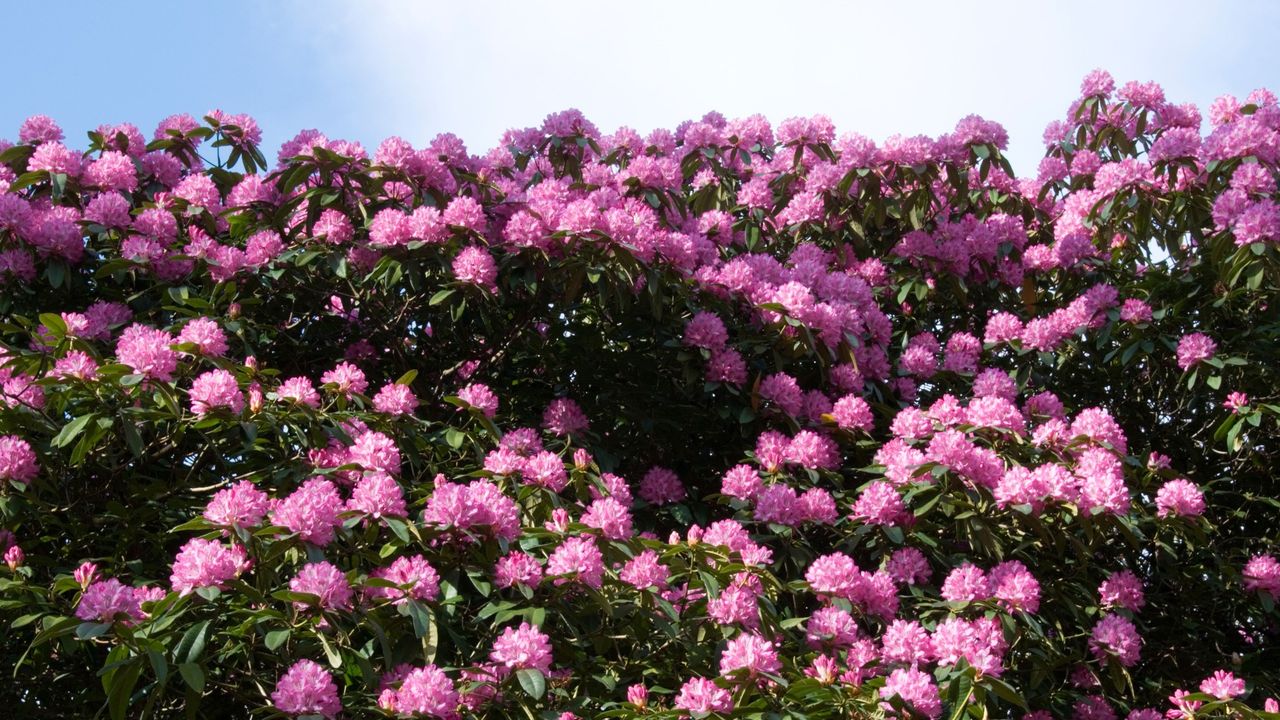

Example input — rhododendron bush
[1,70,1279,719]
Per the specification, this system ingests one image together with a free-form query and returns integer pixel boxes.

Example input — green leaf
[264,629,290,651]
[516,667,546,700]
[107,659,143,720]
[429,288,455,306]
[176,620,210,663]
[38,312,67,338]
[406,600,433,639]
[76,622,111,640]
[51,413,96,448]
[983,675,1028,710]
[396,369,418,385]
[178,662,205,693]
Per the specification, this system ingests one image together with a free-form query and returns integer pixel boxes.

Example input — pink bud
[377,688,397,713]
[626,684,648,708]
[4,545,23,571]
[572,448,592,470]
[809,654,838,685]
[228,302,241,319]
[687,524,704,545]
[244,355,257,370]
[248,382,264,413]
[74,561,99,588]
[545,508,570,533]
[1265,698,1278,713]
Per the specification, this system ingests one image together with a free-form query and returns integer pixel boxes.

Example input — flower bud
[74,561,99,588]
[544,508,570,533]
[626,683,648,708]
[248,382,264,414]
[4,545,23,571]
[809,654,838,685]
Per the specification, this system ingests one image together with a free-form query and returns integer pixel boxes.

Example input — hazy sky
[5,1,1278,174]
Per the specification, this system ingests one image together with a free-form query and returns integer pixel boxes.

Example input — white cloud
[300,0,1278,173]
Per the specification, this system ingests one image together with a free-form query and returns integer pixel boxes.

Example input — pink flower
[457,383,499,417]
[76,578,144,624]
[1099,570,1145,612]
[880,667,941,719]
[1223,391,1249,412]
[881,618,934,664]
[169,538,250,595]
[53,350,99,380]
[373,382,419,416]
[619,550,670,590]
[115,324,179,381]
[452,245,498,291]
[189,369,244,416]
[490,622,553,672]
[522,451,569,492]
[175,318,229,356]
[806,553,860,598]
[443,196,487,232]
[495,552,543,589]
[1175,333,1217,371]
[378,665,457,718]
[832,394,874,431]
[271,477,345,546]
[289,561,353,613]
[84,151,137,192]
[760,372,803,416]
[1154,478,1206,518]
[721,464,762,500]
[277,377,321,407]
[885,547,932,586]
[368,555,441,604]
[19,114,64,144]
[203,480,271,528]
[719,632,781,678]
[1243,554,1280,596]
[1119,299,1153,323]
[271,659,342,719]
[683,311,729,350]
[674,677,733,715]
[639,466,685,505]
[851,481,905,526]
[941,563,988,603]
[786,430,839,470]
[422,478,520,541]
[546,536,604,588]
[321,361,368,396]
[581,497,633,539]
[349,430,401,474]
[347,472,407,519]
[1199,670,1246,700]
[543,397,589,435]
[989,560,1040,613]
[806,606,860,649]
[0,435,39,487]
[1089,614,1142,667]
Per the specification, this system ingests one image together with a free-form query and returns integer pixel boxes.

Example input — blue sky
[5,0,1278,175]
